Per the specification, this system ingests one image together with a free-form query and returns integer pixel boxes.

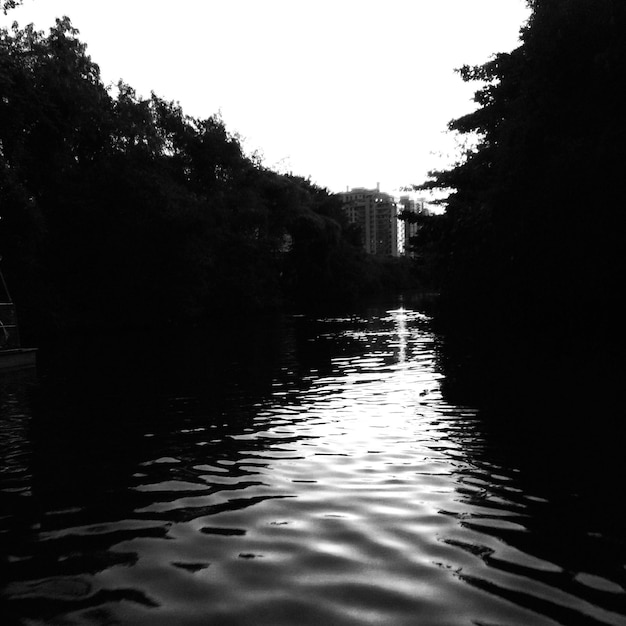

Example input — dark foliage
[0,18,404,339]
[419,0,625,357]
[2,1,21,15]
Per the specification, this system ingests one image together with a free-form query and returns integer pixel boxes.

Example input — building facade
[397,195,428,257]
[341,186,399,256]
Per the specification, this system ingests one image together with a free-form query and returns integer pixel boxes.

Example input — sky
[4,0,530,195]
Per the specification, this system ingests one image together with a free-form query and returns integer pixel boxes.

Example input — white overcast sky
[5,0,529,194]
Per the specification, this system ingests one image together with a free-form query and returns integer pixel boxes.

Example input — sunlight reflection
[388,307,408,364]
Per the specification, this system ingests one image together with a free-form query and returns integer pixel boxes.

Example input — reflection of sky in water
[1,308,624,626]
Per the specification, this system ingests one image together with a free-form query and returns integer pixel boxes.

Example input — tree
[2,1,21,15]
[420,0,626,343]
[1,13,410,336]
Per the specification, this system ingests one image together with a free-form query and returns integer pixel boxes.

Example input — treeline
[0,16,413,339]
[416,0,624,356]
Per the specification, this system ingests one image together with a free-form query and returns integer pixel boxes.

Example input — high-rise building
[341,186,399,256]
[397,195,428,257]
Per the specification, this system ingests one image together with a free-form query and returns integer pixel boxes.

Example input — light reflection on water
[1,306,625,625]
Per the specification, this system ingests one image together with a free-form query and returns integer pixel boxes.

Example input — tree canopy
[419,0,625,347]
[1,17,409,338]
[2,1,21,15]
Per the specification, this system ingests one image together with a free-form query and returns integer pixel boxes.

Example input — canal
[1,299,624,625]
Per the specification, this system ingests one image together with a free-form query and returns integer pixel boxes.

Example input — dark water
[1,301,625,625]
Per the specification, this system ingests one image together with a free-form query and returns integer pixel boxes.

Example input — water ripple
[1,307,625,625]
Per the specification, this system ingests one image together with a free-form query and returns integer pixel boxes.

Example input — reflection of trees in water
[1,316,299,616]
[2,306,419,592]
[441,467,626,625]
[5,309,391,621]
[3,304,624,624]
[433,323,626,624]
[0,386,32,483]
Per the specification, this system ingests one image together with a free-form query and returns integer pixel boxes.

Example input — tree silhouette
[1,16,408,338]
[420,0,625,347]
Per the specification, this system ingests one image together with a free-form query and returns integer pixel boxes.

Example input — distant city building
[340,186,399,256]
[397,195,428,257]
